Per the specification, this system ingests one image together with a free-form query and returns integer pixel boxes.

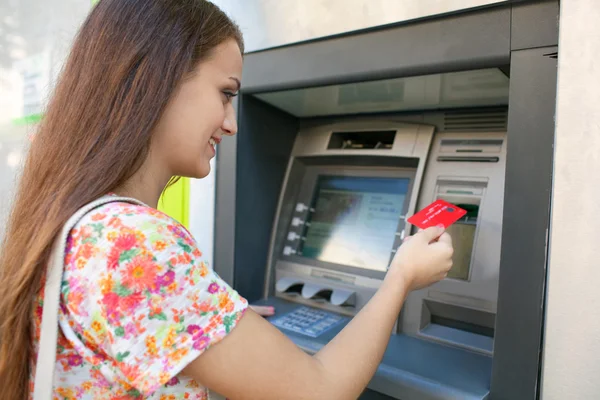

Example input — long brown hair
[0,0,243,397]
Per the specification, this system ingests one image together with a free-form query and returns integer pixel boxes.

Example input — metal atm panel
[400,132,506,355]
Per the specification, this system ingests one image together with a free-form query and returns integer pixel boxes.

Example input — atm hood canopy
[253,68,509,118]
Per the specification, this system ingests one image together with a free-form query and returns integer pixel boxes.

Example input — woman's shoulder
[73,200,194,242]
[66,200,201,271]
[78,200,182,228]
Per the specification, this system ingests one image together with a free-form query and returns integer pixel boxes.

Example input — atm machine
[252,114,506,399]
[269,121,434,320]
[214,1,558,399]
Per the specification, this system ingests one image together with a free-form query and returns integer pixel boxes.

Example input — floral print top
[29,200,248,399]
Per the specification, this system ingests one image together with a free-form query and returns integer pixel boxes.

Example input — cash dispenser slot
[420,299,495,353]
[430,315,494,338]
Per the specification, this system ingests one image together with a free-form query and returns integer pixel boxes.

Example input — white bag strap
[33,196,146,400]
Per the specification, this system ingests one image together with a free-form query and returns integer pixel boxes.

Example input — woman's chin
[194,163,211,179]
[178,160,211,180]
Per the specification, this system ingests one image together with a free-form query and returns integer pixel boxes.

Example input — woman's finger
[249,305,275,317]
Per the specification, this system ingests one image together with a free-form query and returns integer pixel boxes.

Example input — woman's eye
[222,91,238,103]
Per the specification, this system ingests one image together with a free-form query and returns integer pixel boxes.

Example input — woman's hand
[388,225,454,292]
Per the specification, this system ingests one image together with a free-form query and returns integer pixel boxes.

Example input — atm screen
[299,175,409,272]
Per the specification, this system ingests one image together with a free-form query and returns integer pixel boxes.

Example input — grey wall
[210,0,510,53]
[541,0,600,398]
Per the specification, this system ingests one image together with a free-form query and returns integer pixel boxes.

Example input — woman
[0,0,454,399]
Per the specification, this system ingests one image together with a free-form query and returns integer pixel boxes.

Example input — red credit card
[407,199,467,229]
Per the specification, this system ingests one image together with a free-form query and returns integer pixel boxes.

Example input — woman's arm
[183,226,453,400]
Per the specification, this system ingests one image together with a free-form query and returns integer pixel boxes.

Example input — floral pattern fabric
[29,200,248,399]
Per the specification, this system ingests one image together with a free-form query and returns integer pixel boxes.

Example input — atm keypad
[271,307,346,338]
